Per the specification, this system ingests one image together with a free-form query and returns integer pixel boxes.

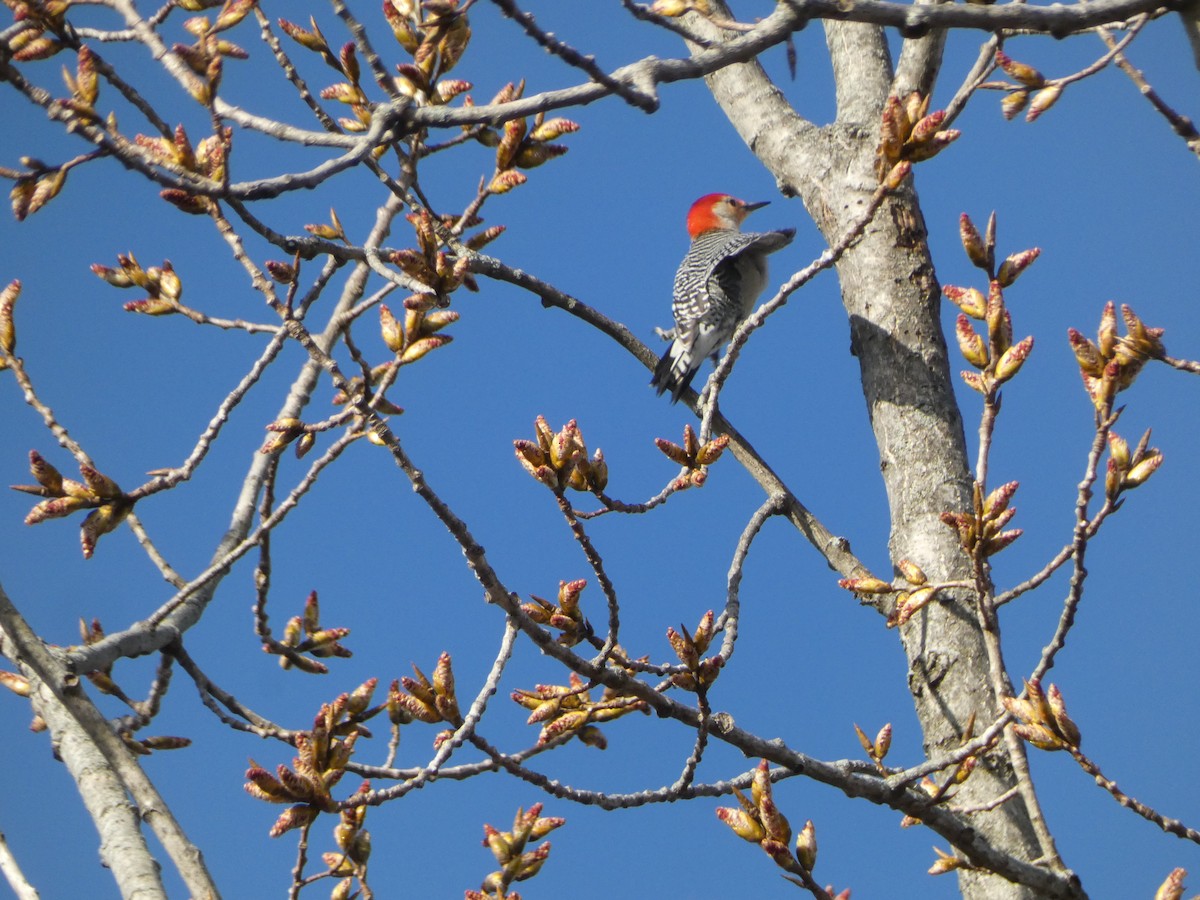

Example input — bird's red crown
[686,193,768,238]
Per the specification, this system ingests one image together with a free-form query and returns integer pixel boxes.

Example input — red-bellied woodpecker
[651,193,795,404]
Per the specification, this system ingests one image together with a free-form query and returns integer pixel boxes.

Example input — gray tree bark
[690,10,1072,898]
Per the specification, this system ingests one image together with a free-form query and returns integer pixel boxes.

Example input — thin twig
[125,514,185,588]
[330,0,399,99]
[554,491,621,662]
[1160,353,1200,373]
[125,323,292,503]
[1070,747,1200,844]
[716,493,786,663]
[671,687,711,793]
[253,7,341,132]
[170,642,294,740]
[489,0,658,111]
[3,353,93,468]
[1027,415,1113,683]
[574,481,686,518]
[1098,24,1200,159]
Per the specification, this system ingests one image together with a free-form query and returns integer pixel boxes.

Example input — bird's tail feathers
[650,341,699,404]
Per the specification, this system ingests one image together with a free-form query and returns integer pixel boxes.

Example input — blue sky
[2,2,1199,897]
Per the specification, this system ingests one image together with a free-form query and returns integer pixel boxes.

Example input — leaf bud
[795,820,818,872]
[995,51,1045,87]
[1001,90,1029,121]
[996,248,1040,287]
[1026,83,1062,122]
[943,284,986,319]
[956,314,989,369]
[716,806,765,843]
[994,335,1034,383]
[837,576,894,594]
[896,559,927,585]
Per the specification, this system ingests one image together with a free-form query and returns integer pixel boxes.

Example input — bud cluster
[514,417,608,493]
[318,39,371,132]
[381,0,472,106]
[380,295,458,364]
[991,50,1063,123]
[945,213,1037,398]
[940,479,1024,561]
[244,688,378,836]
[1103,429,1163,501]
[1002,678,1082,752]
[715,760,847,895]
[261,417,318,457]
[11,157,69,221]
[92,252,187,316]
[5,0,68,62]
[874,92,961,184]
[838,558,949,628]
[285,2,473,139]
[716,761,794,863]
[511,670,649,749]
[654,423,729,490]
[173,0,253,105]
[521,579,592,647]
[468,803,564,900]
[12,450,132,558]
[273,590,352,674]
[470,82,580,194]
[666,609,724,691]
[317,289,460,436]
[388,652,462,735]
[59,44,100,118]
[134,123,230,215]
[390,205,484,306]
[1068,302,1166,414]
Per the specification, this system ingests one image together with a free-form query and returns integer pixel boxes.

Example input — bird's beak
[743,200,770,213]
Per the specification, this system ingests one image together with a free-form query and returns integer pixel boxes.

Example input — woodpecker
[651,193,795,404]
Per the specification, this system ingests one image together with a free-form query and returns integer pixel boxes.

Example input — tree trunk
[690,11,1063,897]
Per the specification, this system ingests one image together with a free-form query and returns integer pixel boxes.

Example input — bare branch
[716,493,787,663]
[0,582,216,899]
[1070,746,1200,844]
[1027,418,1114,682]
[1098,25,1200,158]
[0,830,40,900]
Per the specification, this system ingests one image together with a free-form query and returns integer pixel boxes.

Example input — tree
[1,0,1198,897]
